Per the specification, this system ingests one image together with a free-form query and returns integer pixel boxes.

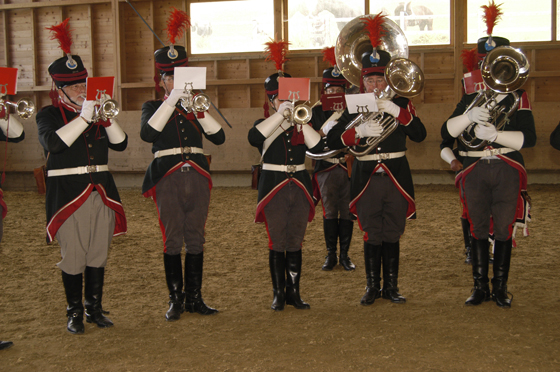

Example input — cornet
[282,99,318,126]
[179,82,211,113]
[0,97,35,119]
[91,91,119,122]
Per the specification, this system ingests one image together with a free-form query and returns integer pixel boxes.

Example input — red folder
[321,93,346,111]
[86,77,115,100]
[463,69,487,94]
[0,67,18,95]
[278,77,310,101]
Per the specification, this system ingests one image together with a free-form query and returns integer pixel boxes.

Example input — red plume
[322,47,337,67]
[166,7,190,44]
[461,48,478,72]
[264,38,290,71]
[481,1,503,35]
[46,18,73,54]
[361,12,387,49]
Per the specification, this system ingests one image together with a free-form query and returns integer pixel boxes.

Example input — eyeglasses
[65,84,87,92]
[162,75,174,83]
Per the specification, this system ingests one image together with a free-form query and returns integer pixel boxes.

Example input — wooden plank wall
[1,0,559,187]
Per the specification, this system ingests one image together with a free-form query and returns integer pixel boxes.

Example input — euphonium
[0,97,35,119]
[459,46,529,150]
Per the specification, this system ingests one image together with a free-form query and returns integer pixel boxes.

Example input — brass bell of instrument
[0,98,36,119]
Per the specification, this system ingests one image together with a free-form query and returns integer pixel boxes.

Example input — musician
[141,44,225,321]
[248,71,323,311]
[37,20,128,334]
[551,121,560,150]
[311,62,355,271]
[441,36,536,308]
[326,49,426,306]
[0,103,25,243]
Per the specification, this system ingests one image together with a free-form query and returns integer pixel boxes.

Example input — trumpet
[179,83,211,113]
[92,94,119,122]
[282,99,318,126]
[0,97,35,119]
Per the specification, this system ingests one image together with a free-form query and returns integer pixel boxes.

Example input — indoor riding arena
[1,1,559,371]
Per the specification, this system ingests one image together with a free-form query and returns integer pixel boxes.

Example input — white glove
[494,131,524,150]
[467,107,490,125]
[198,113,223,135]
[277,101,294,118]
[165,89,186,107]
[105,119,127,144]
[0,115,24,138]
[80,100,96,122]
[474,123,498,142]
[440,147,457,165]
[377,100,401,118]
[322,120,337,136]
[56,116,89,147]
[301,123,322,148]
[355,121,383,138]
[148,103,175,132]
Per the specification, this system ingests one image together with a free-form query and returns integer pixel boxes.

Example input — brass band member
[441,2,536,308]
[248,39,323,311]
[311,47,355,271]
[327,14,426,306]
[37,20,127,334]
[140,9,225,321]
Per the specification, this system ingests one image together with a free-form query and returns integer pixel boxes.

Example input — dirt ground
[0,184,559,371]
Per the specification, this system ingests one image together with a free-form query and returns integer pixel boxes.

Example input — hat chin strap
[61,87,82,108]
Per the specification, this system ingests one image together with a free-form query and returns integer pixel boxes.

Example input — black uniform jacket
[441,90,536,171]
[550,121,560,151]
[140,100,225,196]
[326,96,426,219]
[36,105,128,243]
[310,105,348,174]
[0,125,25,219]
[248,118,324,223]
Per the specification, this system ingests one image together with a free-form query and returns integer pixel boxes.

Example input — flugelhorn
[180,82,211,113]
[459,46,529,150]
[0,97,35,119]
[92,91,119,122]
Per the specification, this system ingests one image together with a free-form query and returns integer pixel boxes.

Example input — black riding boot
[360,242,382,305]
[321,218,338,271]
[61,271,84,334]
[184,252,218,315]
[0,340,13,350]
[492,239,513,308]
[381,241,406,303]
[285,250,310,309]
[163,253,185,321]
[338,219,356,271]
[465,238,491,305]
[461,217,473,264]
[269,250,286,311]
[84,267,113,328]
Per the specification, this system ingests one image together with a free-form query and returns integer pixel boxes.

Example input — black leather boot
[163,253,185,321]
[321,218,338,271]
[360,242,382,305]
[465,238,491,305]
[461,218,473,264]
[285,250,310,309]
[492,239,513,308]
[269,250,286,311]
[0,340,13,350]
[84,267,114,328]
[338,219,356,271]
[381,241,406,303]
[61,271,84,334]
[185,252,218,315]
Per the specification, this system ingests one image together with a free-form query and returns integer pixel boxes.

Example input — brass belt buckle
[87,165,97,173]
[182,146,192,154]
[286,165,297,173]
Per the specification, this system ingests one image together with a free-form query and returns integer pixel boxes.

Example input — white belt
[357,151,406,162]
[261,163,306,173]
[47,165,109,177]
[154,146,204,158]
[458,148,515,158]
[323,158,342,164]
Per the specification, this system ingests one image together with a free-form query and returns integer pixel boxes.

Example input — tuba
[0,97,35,119]
[306,16,424,160]
[458,46,529,150]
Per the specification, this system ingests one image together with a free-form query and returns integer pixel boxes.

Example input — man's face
[58,83,87,108]
[160,74,174,95]
[325,86,345,95]
[363,75,387,95]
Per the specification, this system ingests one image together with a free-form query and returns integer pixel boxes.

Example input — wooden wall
[1,0,560,188]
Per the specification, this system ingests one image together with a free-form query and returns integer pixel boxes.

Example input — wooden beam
[113,0,123,104]
[0,0,109,11]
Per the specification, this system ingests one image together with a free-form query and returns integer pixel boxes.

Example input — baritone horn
[0,97,35,119]
[458,46,529,150]
[306,15,424,160]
